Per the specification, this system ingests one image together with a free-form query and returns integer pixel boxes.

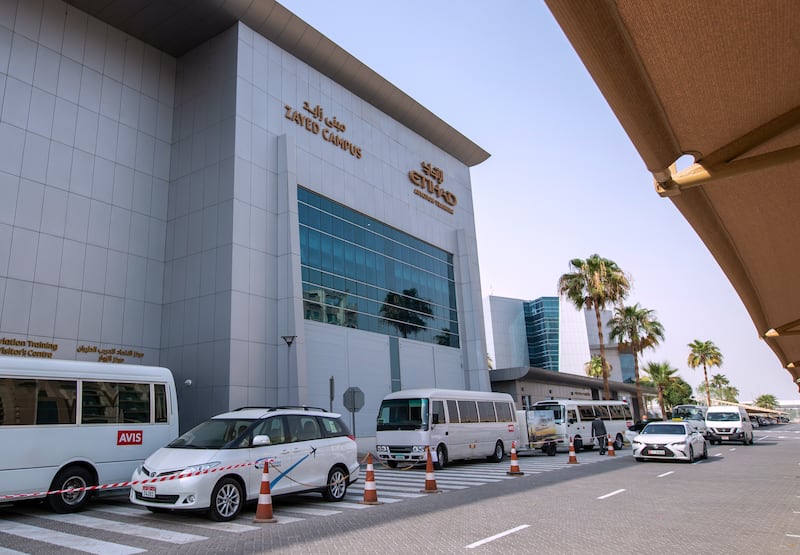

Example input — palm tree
[641,361,678,420]
[583,355,609,378]
[687,340,723,406]
[558,254,630,399]
[709,373,730,401]
[754,394,778,410]
[608,303,665,420]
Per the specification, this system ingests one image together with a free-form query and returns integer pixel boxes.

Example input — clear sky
[279,0,800,401]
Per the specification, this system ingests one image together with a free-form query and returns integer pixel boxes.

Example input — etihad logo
[408,161,457,214]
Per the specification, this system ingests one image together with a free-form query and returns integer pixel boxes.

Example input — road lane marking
[714,453,723,457]
[786,534,800,538]
[37,513,206,544]
[0,547,28,555]
[466,524,530,549]
[729,448,736,451]
[657,471,674,478]
[0,520,144,555]
[597,489,626,500]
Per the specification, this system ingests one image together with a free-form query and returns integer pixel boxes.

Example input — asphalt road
[1,424,798,554]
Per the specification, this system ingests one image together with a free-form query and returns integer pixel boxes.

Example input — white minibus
[375,389,518,468]
[0,356,178,512]
[530,399,633,452]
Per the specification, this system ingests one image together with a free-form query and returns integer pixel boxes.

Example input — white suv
[130,406,360,521]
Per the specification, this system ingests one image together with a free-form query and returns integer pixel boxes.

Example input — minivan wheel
[322,466,348,502]
[701,442,708,459]
[47,466,94,513]
[613,434,624,450]
[208,477,243,521]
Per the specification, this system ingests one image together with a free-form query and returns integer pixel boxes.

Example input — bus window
[578,405,596,421]
[446,400,459,423]
[457,400,479,423]
[495,402,513,422]
[567,409,577,424]
[431,400,445,425]
[82,382,150,424]
[477,401,496,422]
[595,405,611,420]
[0,378,77,425]
[608,405,625,420]
[154,384,168,423]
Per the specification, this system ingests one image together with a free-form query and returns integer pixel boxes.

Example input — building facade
[0,0,491,435]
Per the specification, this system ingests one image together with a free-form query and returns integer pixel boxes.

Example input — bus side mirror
[568,418,576,425]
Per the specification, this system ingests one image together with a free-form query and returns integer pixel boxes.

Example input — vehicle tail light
[347,434,355,441]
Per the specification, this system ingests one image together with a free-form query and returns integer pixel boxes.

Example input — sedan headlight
[668,440,687,446]
[183,462,221,474]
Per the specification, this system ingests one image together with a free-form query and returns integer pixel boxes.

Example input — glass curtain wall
[298,187,459,347]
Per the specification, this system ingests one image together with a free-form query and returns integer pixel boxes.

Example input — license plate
[649,449,665,455]
[143,485,156,499]
[721,436,729,440]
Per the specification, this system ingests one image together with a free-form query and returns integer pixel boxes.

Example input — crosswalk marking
[0,520,144,555]
[37,513,207,544]
[93,505,260,533]
[0,547,28,555]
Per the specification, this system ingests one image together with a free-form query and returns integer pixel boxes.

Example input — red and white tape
[0,461,255,501]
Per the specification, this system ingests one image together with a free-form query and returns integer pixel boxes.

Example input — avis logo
[117,430,143,445]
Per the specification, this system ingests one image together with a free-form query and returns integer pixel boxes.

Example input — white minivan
[705,405,754,445]
[130,406,359,521]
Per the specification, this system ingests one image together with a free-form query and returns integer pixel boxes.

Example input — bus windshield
[673,405,706,421]
[376,398,429,431]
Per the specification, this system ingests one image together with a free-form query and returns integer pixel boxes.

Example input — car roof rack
[233,405,328,412]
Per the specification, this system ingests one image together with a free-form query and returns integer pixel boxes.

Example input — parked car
[749,415,760,428]
[130,406,360,521]
[631,421,708,463]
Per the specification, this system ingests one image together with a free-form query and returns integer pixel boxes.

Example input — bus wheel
[546,442,557,456]
[573,437,583,452]
[47,466,94,513]
[434,445,448,470]
[488,441,504,463]
[614,434,624,450]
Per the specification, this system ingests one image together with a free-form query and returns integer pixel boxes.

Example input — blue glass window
[298,187,459,347]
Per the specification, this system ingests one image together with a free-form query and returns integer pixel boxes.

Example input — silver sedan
[631,421,708,462]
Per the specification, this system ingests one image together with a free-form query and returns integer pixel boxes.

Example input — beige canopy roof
[546,1,800,391]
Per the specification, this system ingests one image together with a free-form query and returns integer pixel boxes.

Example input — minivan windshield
[168,419,255,449]
[376,398,429,431]
[706,412,740,422]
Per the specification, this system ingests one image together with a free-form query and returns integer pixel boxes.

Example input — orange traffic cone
[607,434,616,457]
[567,436,579,464]
[506,441,524,475]
[360,453,382,505]
[253,459,277,523]
[420,446,441,493]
